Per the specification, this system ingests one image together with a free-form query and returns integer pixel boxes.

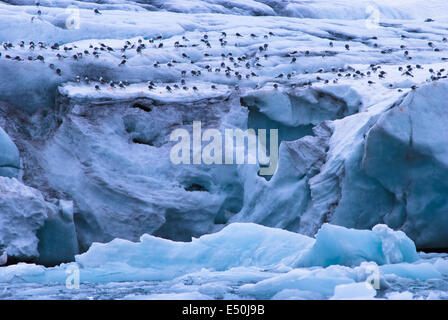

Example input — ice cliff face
[252,80,448,249]
[0,0,448,268]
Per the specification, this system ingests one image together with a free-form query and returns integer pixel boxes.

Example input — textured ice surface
[1,0,448,299]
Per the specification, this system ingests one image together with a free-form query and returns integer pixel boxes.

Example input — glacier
[0,0,448,300]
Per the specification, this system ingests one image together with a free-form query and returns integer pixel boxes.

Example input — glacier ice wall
[0,0,448,267]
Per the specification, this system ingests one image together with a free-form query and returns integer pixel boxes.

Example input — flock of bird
[1,3,448,96]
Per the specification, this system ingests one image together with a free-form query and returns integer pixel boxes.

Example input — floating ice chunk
[76,222,418,278]
[240,267,355,299]
[0,177,49,260]
[0,263,46,283]
[298,224,418,268]
[0,222,437,299]
[363,80,448,248]
[330,282,377,300]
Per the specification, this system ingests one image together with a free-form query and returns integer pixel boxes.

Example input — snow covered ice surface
[1,0,448,300]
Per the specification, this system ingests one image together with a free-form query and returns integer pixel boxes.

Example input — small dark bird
[94,8,101,15]
[345,44,350,50]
